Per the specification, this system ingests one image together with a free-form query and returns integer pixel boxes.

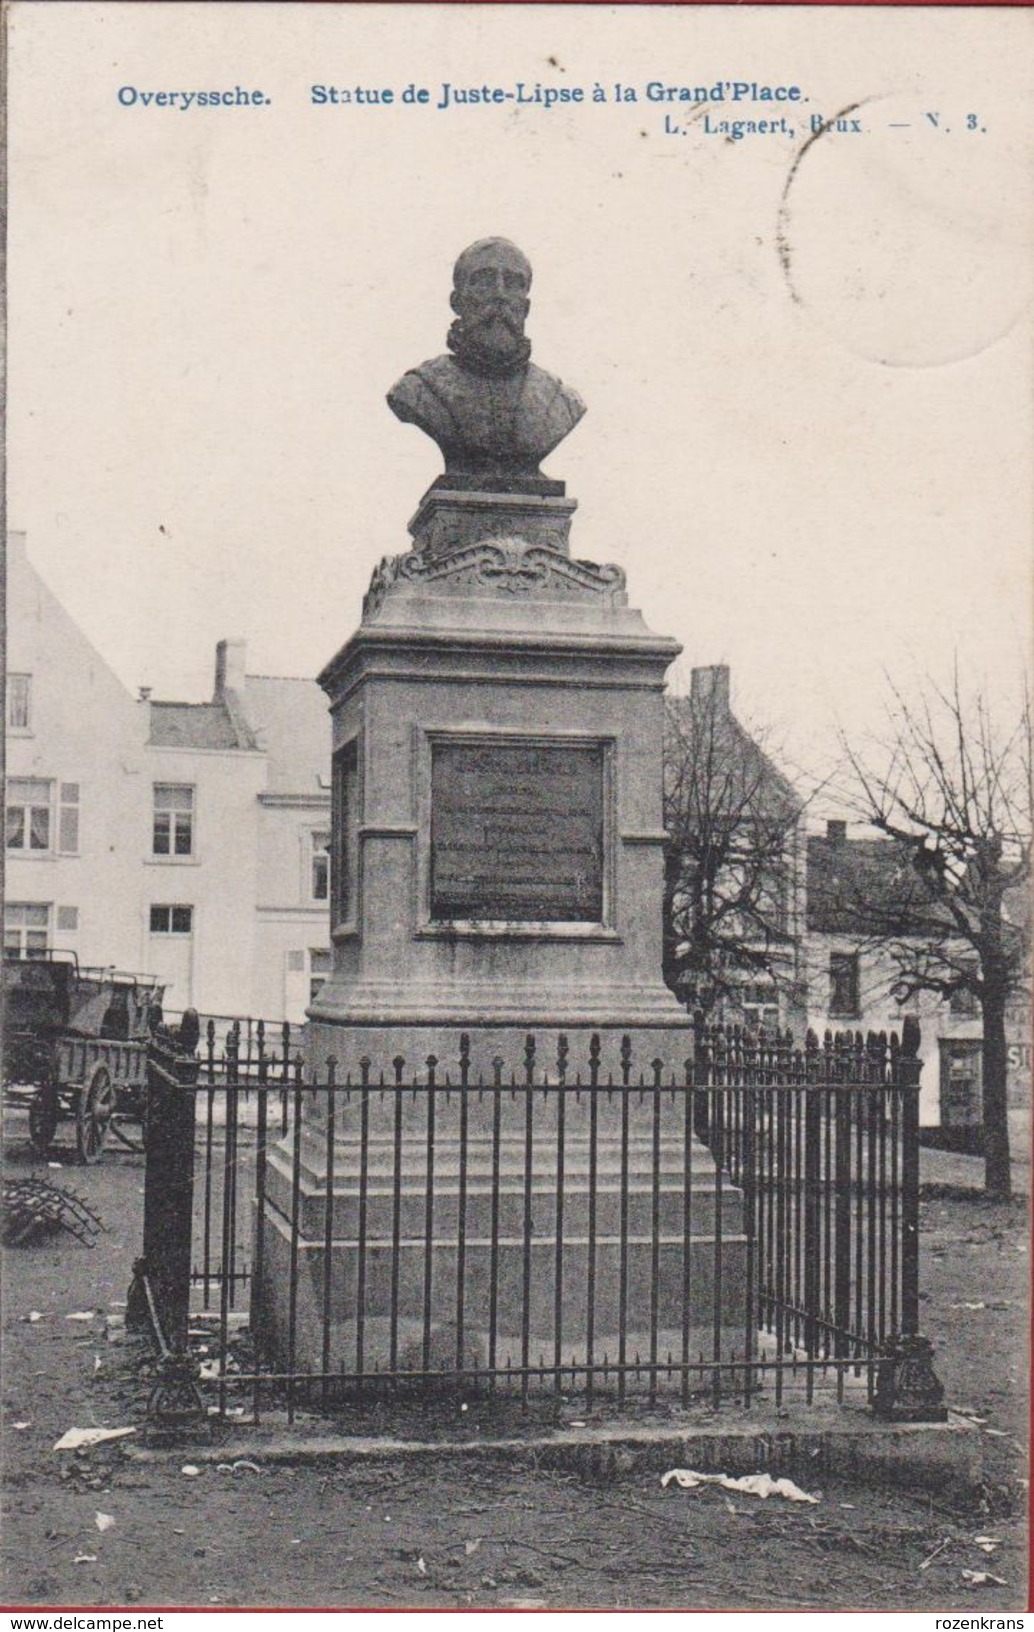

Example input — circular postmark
[777,92,1031,368]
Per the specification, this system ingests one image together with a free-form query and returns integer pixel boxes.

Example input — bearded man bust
[387,238,586,490]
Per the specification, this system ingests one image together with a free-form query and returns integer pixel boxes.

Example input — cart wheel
[28,1088,60,1156]
[76,1065,116,1164]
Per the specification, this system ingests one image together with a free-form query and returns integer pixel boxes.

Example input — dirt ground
[1,1128,1028,1613]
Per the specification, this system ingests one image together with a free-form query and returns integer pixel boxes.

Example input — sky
[7,2,1033,802]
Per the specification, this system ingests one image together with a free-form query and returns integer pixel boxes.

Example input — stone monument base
[256,1078,747,1395]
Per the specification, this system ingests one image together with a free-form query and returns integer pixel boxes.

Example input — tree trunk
[981,976,1012,1200]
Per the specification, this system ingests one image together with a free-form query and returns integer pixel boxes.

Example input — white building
[803,818,1030,1145]
[4,533,330,1022]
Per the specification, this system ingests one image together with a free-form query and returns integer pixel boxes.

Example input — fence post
[127,1011,202,1430]
[802,1057,822,1360]
[873,1018,947,1421]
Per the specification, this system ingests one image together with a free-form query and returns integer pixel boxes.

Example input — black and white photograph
[2,1,1031,1618]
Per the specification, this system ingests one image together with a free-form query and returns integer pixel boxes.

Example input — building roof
[806,831,929,935]
[665,675,801,825]
[242,674,330,796]
[148,701,256,752]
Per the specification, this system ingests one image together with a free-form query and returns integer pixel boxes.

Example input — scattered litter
[180,1465,201,1478]
[465,1538,482,1556]
[985,1429,1009,1438]
[191,1309,249,1332]
[198,1361,221,1381]
[974,1537,1002,1554]
[920,1538,951,1570]
[73,1554,98,1565]
[23,1311,46,1323]
[291,1539,301,1546]
[95,1513,115,1533]
[65,1312,96,1322]
[416,1557,427,1576]
[48,1162,63,1169]
[12,1421,32,1431]
[661,1469,819,1504]
[569,1420,586,1428]
[54,1426,136,1451]
[231,1459,261,1475]
[962,1570,1008,1588]
[93,1355,103,1374]
[839,1503,855,1510]
[501,1599,547,1610]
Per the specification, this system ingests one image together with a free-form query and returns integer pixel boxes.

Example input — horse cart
[2,955,165,1163]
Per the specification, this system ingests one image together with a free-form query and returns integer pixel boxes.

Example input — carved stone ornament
[363,538,627,617]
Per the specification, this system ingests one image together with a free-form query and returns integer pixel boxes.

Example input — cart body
[3,955,164,1162]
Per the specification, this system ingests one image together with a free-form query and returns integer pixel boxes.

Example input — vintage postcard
[3,1,1031,1620]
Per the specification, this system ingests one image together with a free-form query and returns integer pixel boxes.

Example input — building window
[310,947,333,1003]
[7,675,32,732]
[829,952,860,1018]
[332,740,360,925]
[6,778,52,852]
[310,829,331,903]
[153,784,194,857]
[950,985,980,1019]
[4,902,51,959]
[150,904,193,934]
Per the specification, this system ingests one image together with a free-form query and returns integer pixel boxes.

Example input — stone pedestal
[308,488,690,1077]
[258,1084,746,1389]
[259,486,746,1388]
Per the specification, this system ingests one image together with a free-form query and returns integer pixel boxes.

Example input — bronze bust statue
[387,238,586,489]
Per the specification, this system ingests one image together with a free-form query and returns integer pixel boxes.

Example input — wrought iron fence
[133,1016,941,1425]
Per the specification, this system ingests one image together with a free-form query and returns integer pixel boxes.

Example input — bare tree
[663,667,803,1018]
[842,670,1032,1199]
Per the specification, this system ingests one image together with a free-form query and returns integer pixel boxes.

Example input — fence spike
[557,1034,569,1085]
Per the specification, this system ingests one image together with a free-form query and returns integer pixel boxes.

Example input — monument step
[288,1129,721,1179]
[263,1149,744,1239]
[264,1178,743,1240]
[258,1196,748,1345]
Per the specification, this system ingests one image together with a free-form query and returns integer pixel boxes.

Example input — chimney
[690,664,731,712]
[214,639,247,700]
[827,819,847,844]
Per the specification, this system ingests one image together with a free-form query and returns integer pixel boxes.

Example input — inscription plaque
[431,741,605,922]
